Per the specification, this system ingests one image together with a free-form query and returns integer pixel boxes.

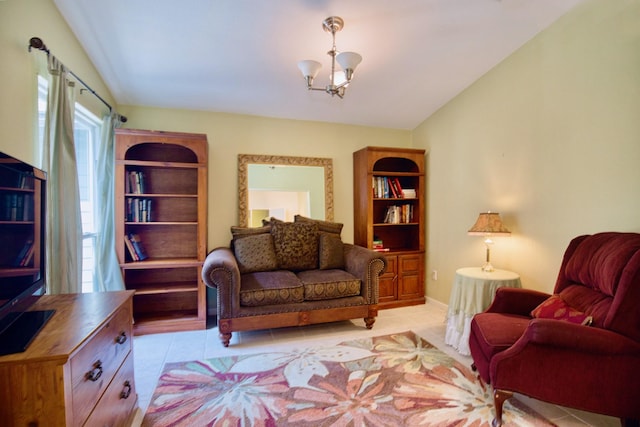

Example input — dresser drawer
[84,352,137,427]
[71,303,133,425]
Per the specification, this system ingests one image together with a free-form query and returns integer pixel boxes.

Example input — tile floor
[132,300,619,426]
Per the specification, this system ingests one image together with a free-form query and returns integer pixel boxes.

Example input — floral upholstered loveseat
[202,216,387,347]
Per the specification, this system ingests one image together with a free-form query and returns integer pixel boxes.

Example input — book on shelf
[126,170,145,194]
[13,239,34,267]
[371,177,406,199]
[401,188,416,198]
[383,204,414,224]
[21,244,35,266]
[126,233,148,261]
[124,235,138,261]
[373,247,390,252]
[126,197,152,222]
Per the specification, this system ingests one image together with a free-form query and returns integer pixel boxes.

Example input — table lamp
[468,212,511,272]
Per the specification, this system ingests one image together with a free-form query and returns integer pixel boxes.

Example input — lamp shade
[468,212,511,236]
[297,60,322,79]
[336,52,362,71]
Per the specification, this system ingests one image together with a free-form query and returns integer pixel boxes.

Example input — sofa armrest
[343,243,387,304]
[201,247,241,319]
[486,287,550,316]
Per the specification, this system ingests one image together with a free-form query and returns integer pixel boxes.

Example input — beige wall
[116,106,411,248]
[413,0,640,304]
[0,0,115,167]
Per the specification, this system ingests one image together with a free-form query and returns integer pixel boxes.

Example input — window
[75,104,102,292]
[37,77,103,292]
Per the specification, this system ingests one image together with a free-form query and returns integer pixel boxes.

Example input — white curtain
[42,55,83,295]
[94,112,125,291]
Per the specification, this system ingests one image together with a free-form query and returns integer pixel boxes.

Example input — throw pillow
[530,295,593,326]
[270,219,319,270]
[233,233,278,274]
[319,232,344,270]
[231,225,271,239]
[294,214,343,236]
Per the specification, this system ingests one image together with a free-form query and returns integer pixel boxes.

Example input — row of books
[126,198,152,222]
[1,193,34,221]
[372,177,416,199]
[16,174,35,190]
[383,204,414,224]
[126,170,146,194]
[13,240,35,267]
[124,233,148,261]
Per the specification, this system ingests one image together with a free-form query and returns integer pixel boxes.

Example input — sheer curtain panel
[94,111,125,291]
[42,55,83,295]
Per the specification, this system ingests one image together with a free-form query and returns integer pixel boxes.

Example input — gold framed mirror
[238,154,334,227]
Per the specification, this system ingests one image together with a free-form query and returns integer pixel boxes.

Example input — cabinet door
[398,253,424,300]
[378,255,398,303]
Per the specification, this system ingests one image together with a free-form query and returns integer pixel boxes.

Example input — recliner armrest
[486,287,550,316]
[202,247,241,319]
[343,243,387,303]
[522,318,640,355]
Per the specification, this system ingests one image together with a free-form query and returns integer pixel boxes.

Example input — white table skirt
[445,267,521,356]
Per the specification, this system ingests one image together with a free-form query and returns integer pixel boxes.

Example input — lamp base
[481,262,495,273]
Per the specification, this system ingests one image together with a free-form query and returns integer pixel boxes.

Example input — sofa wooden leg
[219,332,232,347]
[364,317,375,329]
[492,389,513,427]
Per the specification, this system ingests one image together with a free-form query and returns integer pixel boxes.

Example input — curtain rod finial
[28,37,49,54]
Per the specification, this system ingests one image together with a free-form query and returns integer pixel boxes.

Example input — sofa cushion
[531,294,593,326]
[297,269,361,301]
[270,218,319,270]
[294,214,343,236]
[240,270,304,306]
[233,233,278,274]
[318,232,345,270]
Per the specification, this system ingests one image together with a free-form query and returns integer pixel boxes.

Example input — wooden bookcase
[0,154,44,281]
[353,146,426,309]
[115,129,208,334]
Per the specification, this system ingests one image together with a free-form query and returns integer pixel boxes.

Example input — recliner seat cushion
[297,269,361,301]
[470,312,531,372]
[240,270,304,307]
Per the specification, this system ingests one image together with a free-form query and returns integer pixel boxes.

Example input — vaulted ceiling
[54,0,584,130]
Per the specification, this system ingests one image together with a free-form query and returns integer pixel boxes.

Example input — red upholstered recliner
[469,232,640,427]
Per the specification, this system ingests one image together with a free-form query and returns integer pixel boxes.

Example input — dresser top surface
[0,291,134,364]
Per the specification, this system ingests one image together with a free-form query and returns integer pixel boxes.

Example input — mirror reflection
[238,154,333,227]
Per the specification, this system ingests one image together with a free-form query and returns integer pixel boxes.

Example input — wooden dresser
[0,291,138,426]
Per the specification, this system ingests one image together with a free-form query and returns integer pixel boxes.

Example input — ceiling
[53,0,584,130]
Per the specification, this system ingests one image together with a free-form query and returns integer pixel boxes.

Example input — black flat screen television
[0,152,53,356]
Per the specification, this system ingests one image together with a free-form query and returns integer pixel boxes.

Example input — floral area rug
[142,330,555,426]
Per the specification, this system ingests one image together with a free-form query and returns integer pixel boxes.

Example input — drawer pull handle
[86,361,103,382]
[120,381,132,399]
[116,331,128,345]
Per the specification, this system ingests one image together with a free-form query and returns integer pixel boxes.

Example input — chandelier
[297,16,362,98]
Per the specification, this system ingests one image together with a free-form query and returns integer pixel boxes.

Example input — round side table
[445,267,521,356]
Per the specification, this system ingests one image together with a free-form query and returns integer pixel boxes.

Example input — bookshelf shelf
[116,129,208,335]
[353,146,426,309]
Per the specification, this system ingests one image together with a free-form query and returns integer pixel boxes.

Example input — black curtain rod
[28,37,128,123]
